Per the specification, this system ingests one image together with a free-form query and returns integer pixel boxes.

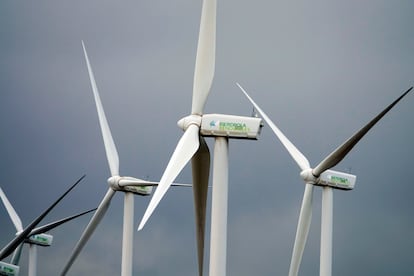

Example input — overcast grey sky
[1,0,413,275]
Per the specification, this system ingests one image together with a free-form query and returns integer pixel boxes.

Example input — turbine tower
[238,83,412,276]
[61,42,189,276]
[138,1,262,276]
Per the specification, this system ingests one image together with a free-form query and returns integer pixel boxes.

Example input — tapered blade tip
[137,218,147,231]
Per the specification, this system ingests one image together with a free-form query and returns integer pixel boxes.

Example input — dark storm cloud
[1,0,413,275]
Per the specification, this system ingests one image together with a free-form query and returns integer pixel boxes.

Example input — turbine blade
[61,188,116,275]
[138,124,200,230]
[191,136,210,276]
[289,184,314,276]
[171,183,193,187]
[10,244,23,265]
[191,0,217,115]
[313,86,412,177]
[82,41,120,177]
[0,187,23,232]
[29,208,96,236]
[0,174,86,261]
[237,83,311,171]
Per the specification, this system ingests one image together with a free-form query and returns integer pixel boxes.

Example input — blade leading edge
[237,83,311,171]
[191,136,210,276]
[0,187,23,232]
[191,0,217,115]
[61,188,116,275]
[82,41,120,177]
[10,244,23,265]
[138,124,200,230]
[288,184,314,276]
[313,86,412,177]
[29,208,96,236]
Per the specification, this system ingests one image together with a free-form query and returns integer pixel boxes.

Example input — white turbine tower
[61,42,189,276]
[0,175,86,276]
[0,187,95,276]
[138,1,262,276]
[237,83,412,276]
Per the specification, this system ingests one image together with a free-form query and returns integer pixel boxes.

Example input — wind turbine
[138,1,262,276]
[237,83,412,276]
[61,42,189,276]
[0,187,95,276]
[0,175,86,275]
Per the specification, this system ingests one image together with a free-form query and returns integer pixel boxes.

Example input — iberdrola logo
[209,120,249,132]
[210,120,219,127]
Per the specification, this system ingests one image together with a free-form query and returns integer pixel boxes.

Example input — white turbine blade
[82,41,120,177]
[138,124,200,230]
[191,136,210,276]
[237,83,311,171]
[0,188,23,232]
[313,86,412,177]
[191,0,216,115]
[61,188,115,275]
[289,184,314,276]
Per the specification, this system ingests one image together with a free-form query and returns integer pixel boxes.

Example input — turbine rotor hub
[107,175,122,191]
[300,169,318,184]
[177,114,202,131]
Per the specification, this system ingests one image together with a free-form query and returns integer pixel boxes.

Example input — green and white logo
[329,175,349,185]
[210,121,250,132]
[0,265,16,273]
[34,235,47,242]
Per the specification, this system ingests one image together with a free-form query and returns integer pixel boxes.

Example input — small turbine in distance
[0,175,87,276]
[237,83,412,276]
[0,186,95,276]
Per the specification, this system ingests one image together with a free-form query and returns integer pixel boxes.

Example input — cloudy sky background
[1,0,413,275]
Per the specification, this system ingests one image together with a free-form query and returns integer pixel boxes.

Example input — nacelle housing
[0,262,19,276]
[200,114,262,139]
[26,233,53,246]
[122,185,153,196]
[316,169,356,190]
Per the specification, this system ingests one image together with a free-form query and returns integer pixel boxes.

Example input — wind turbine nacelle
[200,114,262,139]
[317,170,356,190]
[122,185,153,196]
[0,262,19,276]
[25,233,53,246]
